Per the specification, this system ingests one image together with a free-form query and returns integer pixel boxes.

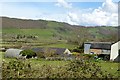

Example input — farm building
[31,47,72,55]
[110,41,120,62]
[5,48,23,58]
[84,42,113,55]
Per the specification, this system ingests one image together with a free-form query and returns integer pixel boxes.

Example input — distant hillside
[1,17,76,29]
[1,17,118,46]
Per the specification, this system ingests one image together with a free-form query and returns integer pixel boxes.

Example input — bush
[36,52,45,58]
[72,49,84,53]
[83,54,96,60]
[45,57,73,61]
[36,48,59,58]
[2,60,32,78]
[20,49,36,58]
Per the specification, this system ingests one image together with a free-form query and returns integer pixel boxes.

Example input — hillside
[1,17,118,49]
[1,17,75,29]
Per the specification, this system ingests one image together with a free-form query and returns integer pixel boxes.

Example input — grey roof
[5,48,23,58]
[84,42,114,50]
[31,47,67,54]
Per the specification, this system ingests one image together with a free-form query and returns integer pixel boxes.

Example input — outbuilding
[5,48,23,58]
[84,42,114,60]
[84,42,113,55]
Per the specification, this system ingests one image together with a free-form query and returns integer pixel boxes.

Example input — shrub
[36,48,60,59]
[36,52,45,58]
[2,60,32,78]
[44,48,57,57]
[83,54,96,60]
[20,49,36,58]
[72,48,84,53]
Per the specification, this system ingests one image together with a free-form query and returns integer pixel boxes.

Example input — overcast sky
[0,0,119,26]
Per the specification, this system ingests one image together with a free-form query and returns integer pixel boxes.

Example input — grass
[0,52,3,68]
[30,59,69,70]
[0,52,4,60]
[1,42,77,50]
[97,61,119,77]
[2,29,54,39]
[2,28,78,49]
[44,43,77,49]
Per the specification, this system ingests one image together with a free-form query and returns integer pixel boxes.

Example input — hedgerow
[2,59,113,79]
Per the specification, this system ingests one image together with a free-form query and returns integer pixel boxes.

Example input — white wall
[64,49,72,54]
[110,41,120,61]
[84,44,91,54]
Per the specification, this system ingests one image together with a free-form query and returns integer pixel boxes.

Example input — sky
[0,0,119,26]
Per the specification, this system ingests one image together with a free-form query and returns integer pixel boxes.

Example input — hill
[1,17,118,49]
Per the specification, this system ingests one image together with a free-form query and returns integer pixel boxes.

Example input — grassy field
[2,28,79,49]
[97,61,119,77]
[2,29,54,39]
[2,27,118,51]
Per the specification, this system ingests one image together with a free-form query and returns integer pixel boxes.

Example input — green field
[3,29,54,39]
[2,28,79,49]
[2,26,118,50]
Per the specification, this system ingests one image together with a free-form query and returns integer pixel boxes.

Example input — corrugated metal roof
[84,42,114,50]
[90,43,111,50]
[5,48,23,58]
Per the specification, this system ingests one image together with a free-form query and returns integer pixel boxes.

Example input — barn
[84,42,114,60]
[110,41,120,62]
[84,42,113,55]
[5,48,23,58]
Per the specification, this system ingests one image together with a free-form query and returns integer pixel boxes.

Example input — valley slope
[1,17,118,49]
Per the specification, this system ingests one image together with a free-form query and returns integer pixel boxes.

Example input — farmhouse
[5,48,23,58]
[110,41,120,62]
[31,47,72,55]
[84,42,113,55]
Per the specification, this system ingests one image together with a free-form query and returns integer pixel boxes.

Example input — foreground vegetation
[1,57,119,79]
[0,51,119,78]
[0,59,112,78]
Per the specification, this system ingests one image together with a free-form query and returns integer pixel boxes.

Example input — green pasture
[2,29,54,39]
